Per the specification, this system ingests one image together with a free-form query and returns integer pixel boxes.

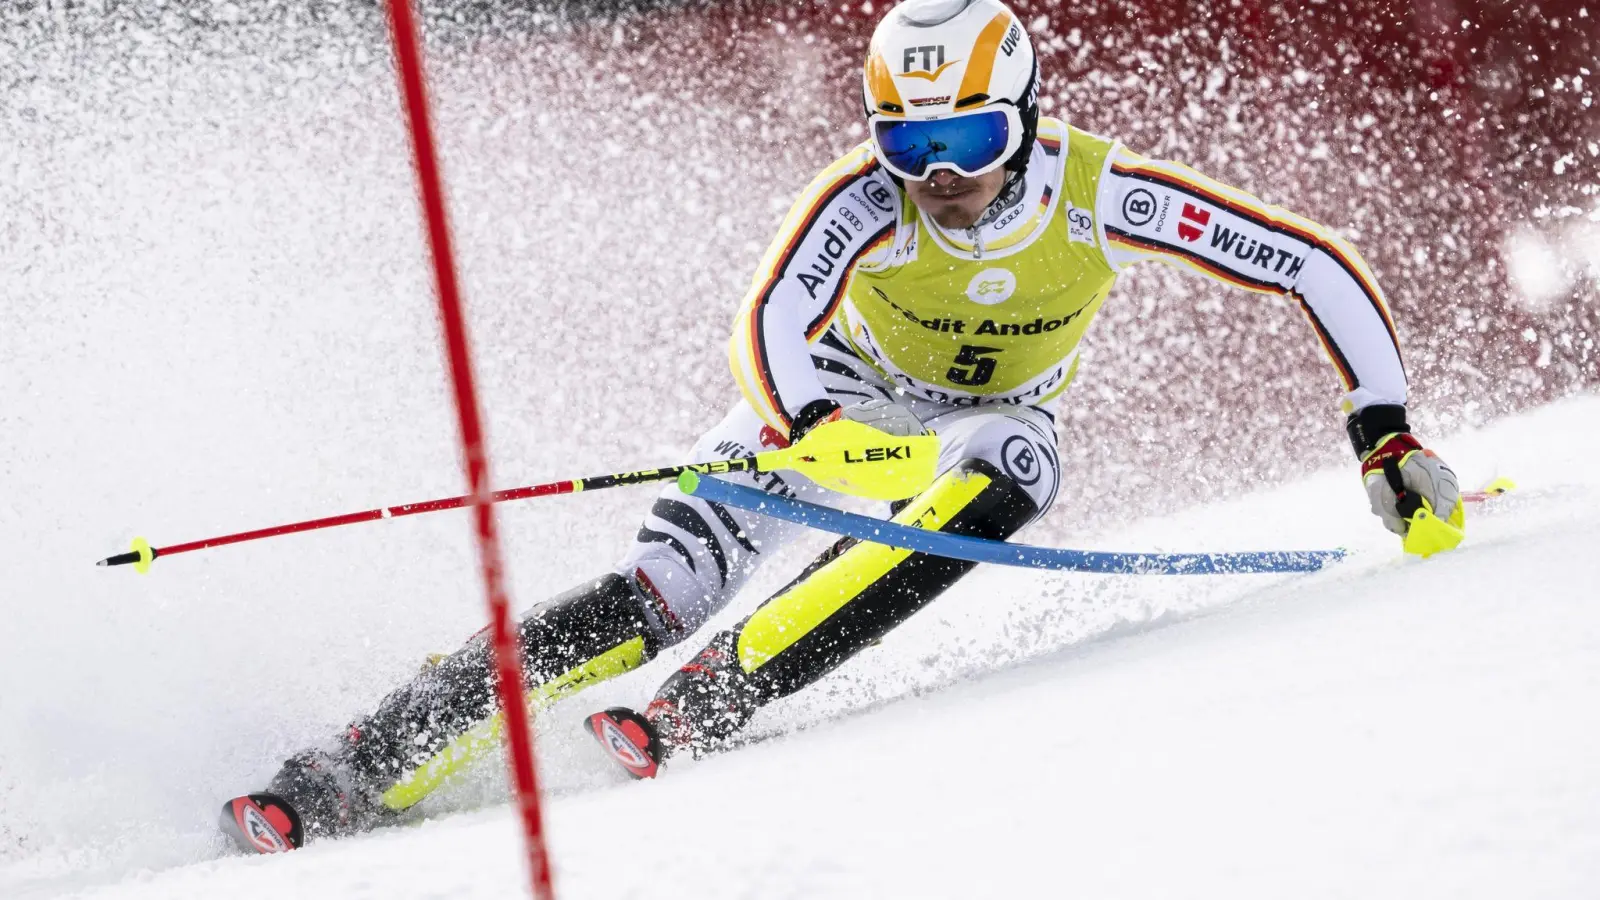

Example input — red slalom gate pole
[382,1,555,897]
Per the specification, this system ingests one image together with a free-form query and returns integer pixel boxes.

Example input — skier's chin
[918,197,987,230]
[906,171,1006,230]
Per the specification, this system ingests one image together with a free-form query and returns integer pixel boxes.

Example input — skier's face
[904,166,1008,230]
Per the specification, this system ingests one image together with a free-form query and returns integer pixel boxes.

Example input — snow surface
[9,396,1597,899]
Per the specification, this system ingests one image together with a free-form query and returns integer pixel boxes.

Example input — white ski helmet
[862,0,1040,181]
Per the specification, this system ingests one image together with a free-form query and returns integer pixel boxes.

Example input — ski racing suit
[273,116,1407,833]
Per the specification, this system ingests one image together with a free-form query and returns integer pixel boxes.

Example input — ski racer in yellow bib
[731,48,1409,425]
[738,123,1114,413]
[229,0,1465,848]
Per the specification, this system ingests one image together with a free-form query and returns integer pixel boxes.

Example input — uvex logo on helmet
[1000,21,1023,56]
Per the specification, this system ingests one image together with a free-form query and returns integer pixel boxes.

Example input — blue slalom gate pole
[678,472,1344,575]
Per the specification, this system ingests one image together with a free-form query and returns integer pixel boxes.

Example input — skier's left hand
[1348,405,1460,537]
[824,398,927,438]
[791,398,926,442]
[786,398,935,501]
[1360,433,1461,535]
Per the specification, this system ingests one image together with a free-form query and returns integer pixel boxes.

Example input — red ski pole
[94,458,764,572]
[95,433,932,572]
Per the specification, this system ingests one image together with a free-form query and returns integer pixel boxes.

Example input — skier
[224,0,1461,851]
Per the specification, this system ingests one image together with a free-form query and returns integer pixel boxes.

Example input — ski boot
[587,630,766,778]
[219,747,386,853]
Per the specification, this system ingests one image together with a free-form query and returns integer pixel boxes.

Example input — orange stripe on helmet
[956,11,1015,106]
[865,52,906,116]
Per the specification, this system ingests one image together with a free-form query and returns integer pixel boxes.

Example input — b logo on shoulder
[1122,188,1157,226]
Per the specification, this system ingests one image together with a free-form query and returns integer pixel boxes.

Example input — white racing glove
[790,397,927,442]
[1348,404,1462,537]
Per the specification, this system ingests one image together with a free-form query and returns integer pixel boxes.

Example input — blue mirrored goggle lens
[872,110,1011,179]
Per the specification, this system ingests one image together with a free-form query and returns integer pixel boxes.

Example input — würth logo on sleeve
[1177,203,1210,242]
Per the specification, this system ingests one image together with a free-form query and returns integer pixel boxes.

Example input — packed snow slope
[19,394,1600,899]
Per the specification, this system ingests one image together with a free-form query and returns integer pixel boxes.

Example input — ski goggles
[868,105,1023,181]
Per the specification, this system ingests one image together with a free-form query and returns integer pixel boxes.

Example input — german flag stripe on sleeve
[805,222,893,339]
[734,151,882,430]
[1108,226,1359,391]
[1106,224,1362,391]
[1105,226,1281,294]
[747,156,881,313]
[1109,160,1401,352]
[1291,290,1359,391]
[744,304,789,428]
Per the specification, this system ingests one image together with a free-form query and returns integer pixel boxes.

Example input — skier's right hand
[793,398,926,442]
[787,398,935,501]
